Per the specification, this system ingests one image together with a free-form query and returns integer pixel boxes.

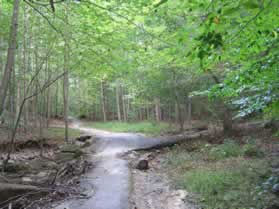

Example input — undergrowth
[85,121,174,135]
[166,138,278,209]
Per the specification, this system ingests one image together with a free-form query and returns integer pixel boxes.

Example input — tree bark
[100,80,107,122]
[55,81,59,116]
[63,57,69,142]
[63,2,71,141]
[121,85,127,122]
[46,64,51,128]
[116,82,121,121]
[22,4,28,131]
[0,0,20,117]
[187,96,192,128]
[223,107,233,134]
[175,102,179,124]
[154,98,161,122]
[208,69,233,134]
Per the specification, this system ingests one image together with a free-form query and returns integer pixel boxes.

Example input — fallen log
[133,130,209,152]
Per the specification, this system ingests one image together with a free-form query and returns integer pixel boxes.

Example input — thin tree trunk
[223,107,233,134]
[178,103,184,131]
[139,108,142,121]
[116,82,121,121]
[23,3,28,131]
[187,96,192,128]
[46,62,51,128]
[63,56,69,142]
[0,36,4,78]
[126,95,130,121]
[33,42,39,129]
[208,69,233,134]
[10,65,16,119]
[100,80,107,122]
[55,81,59,116]
[154,98,161,122]
[0,0,20,116]
[147,106,150,120]
[3,72,66,171]
[121,85,127,122]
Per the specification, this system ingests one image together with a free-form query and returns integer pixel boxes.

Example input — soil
[0,131,94,209]
[3,119,271,209]
[126,150,198,209]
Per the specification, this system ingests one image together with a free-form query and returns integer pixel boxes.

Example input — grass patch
[179,160,269,209]
[85,121,175,135]
[207,139,243,160]
[166,138,276,209]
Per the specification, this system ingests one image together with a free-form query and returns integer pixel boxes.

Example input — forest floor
[126,150,198,209]
[164,128,279,209]
[54,120,206,209]
[0,120,278,209]
[0,124,92,209]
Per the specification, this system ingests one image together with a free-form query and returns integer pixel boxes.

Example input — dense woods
[0,0,278,208]
[0,0,278,136]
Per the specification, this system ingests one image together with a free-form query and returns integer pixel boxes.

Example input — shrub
[242,138,264,157]
[208,139,242,160]
[242,144,262,157]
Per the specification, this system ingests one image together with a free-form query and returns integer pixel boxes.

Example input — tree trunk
[146,106,150,120]
[46,61,51,128]
[55,81,59,116]
[208,70,233,134]
[175,99,184,131]
[187,96,192,128]
[139,108,143,121]
[175,102,179,124]
[121,85,127,122]
[10,66,16,120]
[0,36,4,79]
[116,82,121,121]
[63,65,69,142]
[100,80,107,122]
[178,103,184,131]
[23,3,28,131]
[126,95,130,121]
[223,107,233,134]
[154,98,161,122]
[0,0,20,117]
[63,40,70,141]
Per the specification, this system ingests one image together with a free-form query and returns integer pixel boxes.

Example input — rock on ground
[128,151,198,209]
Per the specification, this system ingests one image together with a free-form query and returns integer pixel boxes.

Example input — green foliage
[242,138,263,157]
[85,121,174,135]
[208,139,242,160]
[206,138,263,160]
[0,0,278,122]
[166,139,273,209]
[180,160,270,209]
[264,101,279,119]
[273,131,279,137]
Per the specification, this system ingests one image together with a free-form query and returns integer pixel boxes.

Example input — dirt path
[55,121,201,209]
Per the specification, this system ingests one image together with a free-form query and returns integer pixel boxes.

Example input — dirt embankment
[0,133,94,209]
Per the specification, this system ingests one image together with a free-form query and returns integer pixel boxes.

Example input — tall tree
[0,0,20,117]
